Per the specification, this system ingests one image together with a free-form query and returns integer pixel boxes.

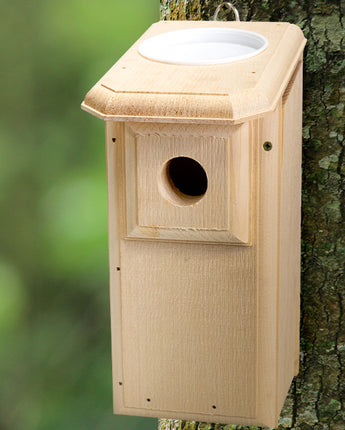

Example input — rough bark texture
[159,1,345,429]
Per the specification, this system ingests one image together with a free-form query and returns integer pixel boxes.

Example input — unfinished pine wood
[82,21,306,124]
[120,240,256,418]
[105,122,126,412]
[277,59,303,411]
[124,122,250,244]
[85,20,306,429]
[256,105,282,426]
[106,96,301,427]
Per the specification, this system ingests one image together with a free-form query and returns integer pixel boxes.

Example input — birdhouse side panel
[105,122,127,414]
[277,60,303,413]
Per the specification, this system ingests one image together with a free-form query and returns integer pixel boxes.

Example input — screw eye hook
[213,2,240,21]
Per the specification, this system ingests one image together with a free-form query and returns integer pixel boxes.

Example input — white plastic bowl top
[138,27,268,66]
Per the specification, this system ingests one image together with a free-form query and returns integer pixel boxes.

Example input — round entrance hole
[159,156,208,206]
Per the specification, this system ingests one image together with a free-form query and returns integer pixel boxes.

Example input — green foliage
[0,1,159,429]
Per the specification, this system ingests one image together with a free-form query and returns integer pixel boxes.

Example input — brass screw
[263,141,273,151]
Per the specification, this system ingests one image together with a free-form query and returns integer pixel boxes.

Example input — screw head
[263,141,273,151]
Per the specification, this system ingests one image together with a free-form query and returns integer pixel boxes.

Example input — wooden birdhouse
[82,17,306,428]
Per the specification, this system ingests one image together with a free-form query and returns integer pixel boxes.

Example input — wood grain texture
[120,240,256,418]
[124,122,250,243]
[98,36,303,430]
[105,98,301,427]
[256,106,281,426]
[277,60,303,409]
[82,21,306,124]
[105,122,126,412]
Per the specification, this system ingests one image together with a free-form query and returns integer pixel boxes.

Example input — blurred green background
[1,1,159,429]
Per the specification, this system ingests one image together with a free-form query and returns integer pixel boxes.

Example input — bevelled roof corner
[82,20,306,124]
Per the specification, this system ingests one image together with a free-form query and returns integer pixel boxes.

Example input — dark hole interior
[168,157,208,197]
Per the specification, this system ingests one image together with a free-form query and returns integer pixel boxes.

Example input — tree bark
[159,1,345,429]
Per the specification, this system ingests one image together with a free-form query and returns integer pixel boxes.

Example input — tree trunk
[159,1,345,429]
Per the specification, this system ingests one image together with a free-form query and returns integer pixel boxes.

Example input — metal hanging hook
[213,2,240,21]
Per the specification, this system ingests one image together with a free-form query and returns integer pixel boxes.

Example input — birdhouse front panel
[82,20,306,428]
[106,120,257,422]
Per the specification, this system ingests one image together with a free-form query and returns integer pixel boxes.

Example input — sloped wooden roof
[82,20,306,124]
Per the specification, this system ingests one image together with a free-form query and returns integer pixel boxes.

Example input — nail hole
[119,382,123,386]
[116,267,120,271]
[263,141,273,151]
[212,405,216,409]
[112,138,116,142]
[146,398,151,402]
